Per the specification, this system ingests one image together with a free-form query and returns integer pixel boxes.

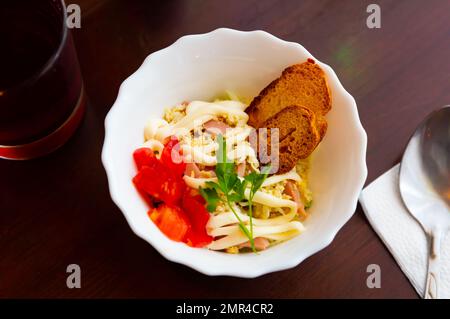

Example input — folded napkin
[359,164,450,298]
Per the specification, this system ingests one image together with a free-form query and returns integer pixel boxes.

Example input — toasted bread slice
[246,59,331,139]
[259,105,321,174]
[315,116,328,141]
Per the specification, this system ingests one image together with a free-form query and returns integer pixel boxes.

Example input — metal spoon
[399,105,450,299]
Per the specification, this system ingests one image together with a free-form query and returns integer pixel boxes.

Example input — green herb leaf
[199,186,220,212]
[243,164,271,252]
[215,134,235,182]
[238,223,253,241]
[245,165,271,199]
[204,181,221,192]
[228,192,243,203]
[198,134,271,253]
[234,178,248,201]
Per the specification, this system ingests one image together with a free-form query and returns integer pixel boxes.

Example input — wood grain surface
[1,0,449,298]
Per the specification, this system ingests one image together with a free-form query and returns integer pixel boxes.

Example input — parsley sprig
[199,134,270,252]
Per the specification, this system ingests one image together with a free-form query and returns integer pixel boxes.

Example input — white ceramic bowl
[102,28,367,278]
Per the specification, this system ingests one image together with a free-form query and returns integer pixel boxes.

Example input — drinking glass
[0,0,86,160]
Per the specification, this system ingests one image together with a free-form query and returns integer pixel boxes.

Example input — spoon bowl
[399,105,450,298]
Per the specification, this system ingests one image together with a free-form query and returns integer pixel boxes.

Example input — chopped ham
[236,162,246,177]
[238,237,270,250]
[203,120,230,135]
[185,162,201,178]
[284,181,306,216]
[199,170,216,178]
[185,162,216,178]
[203,166,216,177]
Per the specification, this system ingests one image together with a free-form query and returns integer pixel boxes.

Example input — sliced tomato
[133,136,214,247]
[161,137,185,176]
[133,147,157,170]
[182,191,212,247]
[149,204,190,242]
[185,230,213,248]
[133,165,184,205]
[136,187,155,208]
[184,186,203,201]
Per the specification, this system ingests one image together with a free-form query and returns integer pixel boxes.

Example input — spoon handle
[424,231,442,299]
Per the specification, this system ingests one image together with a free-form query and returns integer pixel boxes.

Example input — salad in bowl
[102,28,367,277]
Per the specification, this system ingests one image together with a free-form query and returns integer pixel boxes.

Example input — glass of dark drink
[0,0,86,160]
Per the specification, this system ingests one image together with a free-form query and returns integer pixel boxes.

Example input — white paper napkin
[359,164,450,298]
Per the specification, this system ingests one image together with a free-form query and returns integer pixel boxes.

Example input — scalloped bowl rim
[101,28,368,278]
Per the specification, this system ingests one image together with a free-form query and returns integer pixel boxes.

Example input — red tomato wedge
[148,204,190,242]
[161,137,185,176]
[182,191,213,247]
[133,147,157,170]
[133,135,212,247]
[133,165,184,205]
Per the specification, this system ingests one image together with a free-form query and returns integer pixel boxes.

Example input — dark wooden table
[1,0,449,298]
